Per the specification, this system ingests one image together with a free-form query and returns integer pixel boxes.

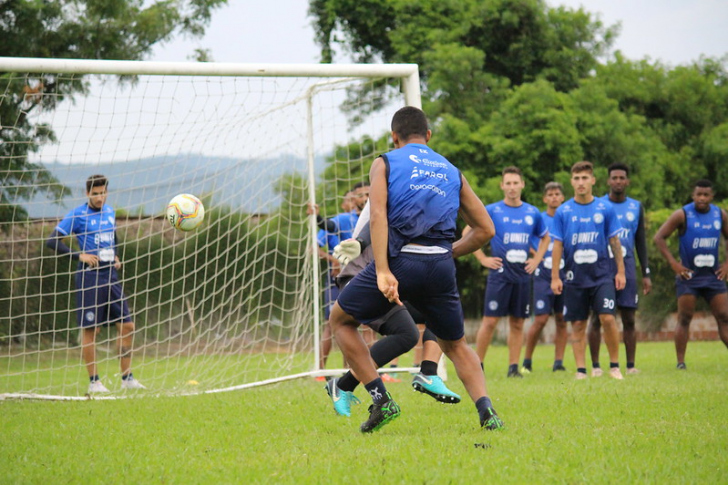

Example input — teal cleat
[324,377,360,417]
[412,373,461,404]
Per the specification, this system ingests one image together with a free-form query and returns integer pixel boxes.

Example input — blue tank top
[679,202,723,277]
[383,143,462,256]
[533,211,564,282]
[550,197,622,288]
[602,195,641,279]
[486,201,547,283]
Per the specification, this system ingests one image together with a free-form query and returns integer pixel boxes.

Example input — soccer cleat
[480,407,505,431]
[552,364,567,372]
[591,368,603,378]
[520,366,532,375]
[626,368,640,375]
[412,373,461,404]
[676,362,687,370]
[506,368,523,378]
[121,377,146,390]
[381,373,402,383]
[324,378,360,417]
[609,368,624,380]
[88,380,110,394]
[575,372,588,380]
[360,393,401,433]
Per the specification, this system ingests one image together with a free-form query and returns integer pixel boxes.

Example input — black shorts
[562,282,616,322]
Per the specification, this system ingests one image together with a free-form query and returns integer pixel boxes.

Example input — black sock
[610,362,619,369]
[420,360,438,376]
[122,373,133,381]
[364,377,388,404]
[627,362,635,369]
[553,359,563,367]
[508,363,518,373]
[577,367,587,374]
[89,375,99,383]
[522,358,532,369]
[475,396,494,417]
[337,371,358,392]
[592,362,601,369]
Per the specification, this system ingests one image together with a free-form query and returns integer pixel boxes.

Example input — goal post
[0,57,421,400]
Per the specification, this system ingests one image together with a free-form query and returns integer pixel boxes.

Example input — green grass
[1,341,727,484]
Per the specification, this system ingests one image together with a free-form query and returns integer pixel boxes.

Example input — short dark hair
[694,179,713,190]
[352,181,369,191]
[571,161,593,175]
[607,162,630,177]
[502,166,523,178]
[391,106,429,141]
[543,181,563,195]
[86,174,108,193]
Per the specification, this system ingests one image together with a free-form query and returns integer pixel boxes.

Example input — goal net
[0,58,420,400]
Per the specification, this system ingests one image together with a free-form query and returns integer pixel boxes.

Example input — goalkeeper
[324,203,462,417]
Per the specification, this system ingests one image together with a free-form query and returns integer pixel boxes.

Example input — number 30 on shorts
[602,298,615,309]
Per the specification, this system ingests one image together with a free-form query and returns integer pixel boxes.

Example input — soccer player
[521,182,569,373]
[46,174,145,393]
[471,166,549,378]
[653,179,728,369]
[588,163,652,375]
[328,106,503,432]
[550,161,626,380]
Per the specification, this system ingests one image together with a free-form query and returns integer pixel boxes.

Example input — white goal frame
[0,57,422,400]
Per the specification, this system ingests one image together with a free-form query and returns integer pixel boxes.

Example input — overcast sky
[153,1,728,67]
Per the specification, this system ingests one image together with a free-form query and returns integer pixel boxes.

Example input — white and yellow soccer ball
[166,194,205,231]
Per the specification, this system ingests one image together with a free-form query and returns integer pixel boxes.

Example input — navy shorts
[676,275,728,302]
[75,267,132,327]
[483,277,530,318]
[322,272,339,320]
[337,252,465,341]
[616,276,639,309]
[532,277,564,316]
[562,282,616,322]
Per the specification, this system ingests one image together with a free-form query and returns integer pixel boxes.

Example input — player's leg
[476,316,498,362]
[593,283,621,379]
[118,321,134,377]
[708,291,728,350]
[553,312,568,371]
[587,311,602,375]
[675,294,696,368]
[412,327,461,403]
[621,308,638,373]
[522,313,547,372]
[563,286,590,378]
[507,316,525,377]
[77,270,110,393]
[570,319,588,378]
[81,326,99,379]
[414,323,426,366]
[476,279,509,361]
[319,322,333,372]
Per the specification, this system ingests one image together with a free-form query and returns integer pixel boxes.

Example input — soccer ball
[166,194,205,231]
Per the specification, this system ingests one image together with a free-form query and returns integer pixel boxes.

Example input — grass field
[1,341,727,484]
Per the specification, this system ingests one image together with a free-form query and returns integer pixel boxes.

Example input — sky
[152,0,728,67]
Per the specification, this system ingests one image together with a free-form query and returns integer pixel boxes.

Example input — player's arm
[460,225,501,269]
[46,229,99,267]
[525,232,550,274]
[369,156,401,304]
[717,209,728,280]
[609,236,626,291]
[550,239,563,295]
[453,174,495,258]
[634,205,652,294]
[654,209,692,279]
[113,230,122,270]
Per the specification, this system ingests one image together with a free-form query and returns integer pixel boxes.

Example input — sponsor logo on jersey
[593,213,604,224]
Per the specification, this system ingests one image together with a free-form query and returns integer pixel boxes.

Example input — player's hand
[333,239,362,266]
[615,272,626,291]
[330,259,341,277]
[642,276,652,295]
[306,203,319,216]
[79,253,99,268]
[551,278,562,295]
[671,262,693,280]
[524,258,539,274]
[377,270,402,305]
[114,256,122,270]
[716,263,728,281]
[481,257,503,270]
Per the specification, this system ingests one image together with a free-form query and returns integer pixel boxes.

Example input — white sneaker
[121,377,146,390]
[591,368,603,377]
[575,372,588,380]
[609,368,624,380]
[626,367,640,375]
[88,380,110,394]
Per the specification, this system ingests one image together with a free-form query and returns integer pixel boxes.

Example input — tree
[0,0,227,222]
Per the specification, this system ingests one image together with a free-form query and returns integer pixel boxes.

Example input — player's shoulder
[556,199,575,214]
[486,200,504,213]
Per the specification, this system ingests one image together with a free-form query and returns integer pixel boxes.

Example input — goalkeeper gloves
[333,238,363,266]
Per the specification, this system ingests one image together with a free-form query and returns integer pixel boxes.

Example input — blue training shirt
[602,195,641,281]
[55,203,117,265]
[533,211,564,283]
[327,210,358,241]
[551,197,622,288]
[382,143,462,257]
[486,201,547,283]
[317,228,340,255]
[679,202,723,278]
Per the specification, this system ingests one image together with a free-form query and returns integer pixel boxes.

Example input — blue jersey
[328,211,358,241]
[317,228,340,255]
[486,201,547,283]
[551,197,622,288]
[679,202,723,278]
[382,143,462,256]
[602,195,641,280]
[55,203,118,265]
[533,211,564,283]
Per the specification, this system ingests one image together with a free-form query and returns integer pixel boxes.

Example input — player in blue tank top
[469,166,549,378]
[328,106,504,432]
[588,163,652,375]
[654,179,728,369]
[45,174,145,394]
[550,161,626,380]
[521,182,569,374]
